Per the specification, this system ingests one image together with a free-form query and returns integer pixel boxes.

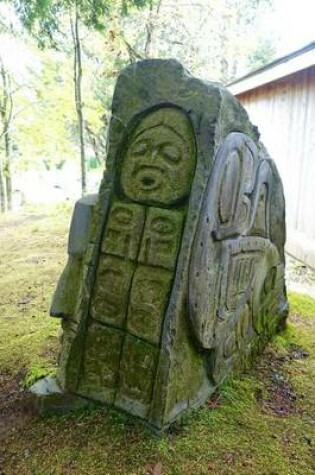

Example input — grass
[0,203,71,381]
[0,203,314,475]
[288,291,315,319]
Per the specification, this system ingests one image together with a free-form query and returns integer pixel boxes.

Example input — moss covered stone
[46,59,288,432]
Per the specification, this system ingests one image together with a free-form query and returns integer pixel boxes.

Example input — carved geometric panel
[248,160,273,238]
[101,202,145,260]
[127,265,173,345]
[138,207,184,270]
[90,255,135,328]
[214,138,257,240]
[252,260,285,335]
[212,300,255,385]
[116,335,158,418]
[218,237,272,318]
[189,133,282,364]
[78,323,123,402]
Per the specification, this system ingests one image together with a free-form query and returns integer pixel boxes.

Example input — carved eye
[131,140,149,156]
[159,143,181,163]
[112,207,133,225]
[151,217,175,235]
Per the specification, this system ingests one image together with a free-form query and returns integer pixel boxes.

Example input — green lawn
[0,204,314,475]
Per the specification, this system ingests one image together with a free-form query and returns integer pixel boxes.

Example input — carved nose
[150,148,158,162]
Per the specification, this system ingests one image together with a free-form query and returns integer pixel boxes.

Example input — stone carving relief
[36,60,287,433]
[77,106,196,419]
[120,107,196,206]
[189,132,287,384]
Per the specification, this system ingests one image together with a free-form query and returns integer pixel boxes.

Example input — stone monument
[34,59,288,432]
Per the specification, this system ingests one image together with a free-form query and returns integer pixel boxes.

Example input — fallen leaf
[151,461,163,475]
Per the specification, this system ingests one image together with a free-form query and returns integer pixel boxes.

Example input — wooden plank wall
[236,66,315,268]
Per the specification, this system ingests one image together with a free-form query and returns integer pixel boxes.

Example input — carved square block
[78,323,123,403]
[127,265,173,345]
[116,335,158,418]
[219,238,265,316]
[101,202,145,260]
[138,207,184,270]
[90,255,135,328]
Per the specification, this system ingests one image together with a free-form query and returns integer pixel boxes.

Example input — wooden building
[228,42,315,269]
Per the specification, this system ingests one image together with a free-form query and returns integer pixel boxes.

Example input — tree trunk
[85,121,102,166]
[0,55,13,212]
[144,0,163,58]
[0,161,5,212]
[71,5,86,196]
[144,0,153,58]
[4,129,12,210]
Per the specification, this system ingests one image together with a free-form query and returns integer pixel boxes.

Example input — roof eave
[228,42,315,96]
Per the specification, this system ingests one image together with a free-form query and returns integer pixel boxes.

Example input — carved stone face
[120,108,196,206]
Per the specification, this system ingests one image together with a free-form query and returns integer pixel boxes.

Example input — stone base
[29,376,91,414]
[28,376,207,435]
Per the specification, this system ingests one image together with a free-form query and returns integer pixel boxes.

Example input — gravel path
[286,254,315,298]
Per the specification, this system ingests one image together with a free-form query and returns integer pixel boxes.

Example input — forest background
[0,0,310,212]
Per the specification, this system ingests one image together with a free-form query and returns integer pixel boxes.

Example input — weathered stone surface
[68,194,98,256]
[50,194,97,319]
[120,107,196,206]
[30,376,63,395]
[29,376,90,414]
[116,336,158,418]
[78,323,123,402]
[44,59,288,432]
[90,255,135,328]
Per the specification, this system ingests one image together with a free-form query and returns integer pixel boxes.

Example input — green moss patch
[288,291,315,319]
[0,203,72,379]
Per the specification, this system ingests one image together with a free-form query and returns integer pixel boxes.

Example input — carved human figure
[77,106,197,417]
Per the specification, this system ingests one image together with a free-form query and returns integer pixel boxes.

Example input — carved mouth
[142,176,156,188]
[139,175,160,191]
[134,166,163,191]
